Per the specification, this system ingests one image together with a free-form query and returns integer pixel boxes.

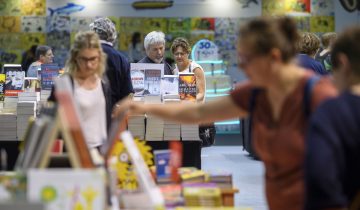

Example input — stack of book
[183,186,222,207]
[16,102,36,141]
[0,113,17,141]
[40,90,51,102]
[146,115,164,141]
[180,169,207,184]
[3,96,18,113]
[18,92,37,102]
[181,124,200,141]
[208,171,233,189]
[163,98,181,141]
[128,114,146,140]
[145,95,164,141]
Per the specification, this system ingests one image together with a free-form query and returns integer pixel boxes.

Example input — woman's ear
[337,53,351,74]
[270,48,282,62]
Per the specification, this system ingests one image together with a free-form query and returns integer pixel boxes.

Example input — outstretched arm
[113,95,248,124]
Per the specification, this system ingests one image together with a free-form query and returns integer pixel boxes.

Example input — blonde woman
[171,37,206,102]
[49,31,112,149]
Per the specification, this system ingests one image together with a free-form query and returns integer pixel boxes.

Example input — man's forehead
[149,43,164,49]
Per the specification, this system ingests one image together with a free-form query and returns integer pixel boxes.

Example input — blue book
[154,149,171,183]
[40,64,60,90]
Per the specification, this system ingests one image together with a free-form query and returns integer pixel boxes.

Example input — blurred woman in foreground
[114,17,337,210]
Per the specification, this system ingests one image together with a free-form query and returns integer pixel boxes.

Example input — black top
[101,43,134,107]
[138,56,173,75]
[305,91,360,209]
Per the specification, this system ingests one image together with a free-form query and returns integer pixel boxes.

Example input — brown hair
[65,31,106,77]
[238,16,299,62]
[331,27,360,76]
[171,37,191,55]
[297,32,320,56]
[321,32,337,48]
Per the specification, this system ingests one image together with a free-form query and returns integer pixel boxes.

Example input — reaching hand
[112,98,146,118]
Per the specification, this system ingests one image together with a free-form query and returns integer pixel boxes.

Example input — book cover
[130,63,164,96]
[154,149,171,183]
[23,77,41,92]
[144,69,161,95]
[178,73,196,101]
[40,64,60,91]
[0,74,4,101]
[27,169,106,210]
[4,64,25,97]
[130,68,145,96]
[161,75,179,96]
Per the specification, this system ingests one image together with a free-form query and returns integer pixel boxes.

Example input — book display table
[146,140,202,169]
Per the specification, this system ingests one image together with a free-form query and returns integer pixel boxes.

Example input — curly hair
[297,32,320,56]
[170,37,191,55]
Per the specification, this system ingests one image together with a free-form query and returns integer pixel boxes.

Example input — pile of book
[183,186,222,207]
[18,92,37,102]
[3,96,18,113]
[208,172,233,189]
[0,113,17,141]
[145,95,164,141]
[180,168,207,184]
[16,102,36,141]
[181,124,200,141]
[128,114,146,140]
[163,97,181,141]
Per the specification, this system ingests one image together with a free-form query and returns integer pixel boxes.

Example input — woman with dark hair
[114,17,337,210]
[128,31,145,63]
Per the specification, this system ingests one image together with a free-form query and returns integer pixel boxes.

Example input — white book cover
[130,63,164,96]
[161,75,179,96]
[27,169,105,210]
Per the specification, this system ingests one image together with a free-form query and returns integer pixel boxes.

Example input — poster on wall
[21,16,47,33]
[262,0,311,15]
[311,0,334,16]
[310,16,335,32]
[0,16,21,33]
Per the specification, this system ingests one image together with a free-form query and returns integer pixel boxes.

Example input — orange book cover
[178,73,196,102]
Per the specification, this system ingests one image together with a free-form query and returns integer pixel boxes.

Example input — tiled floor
[201,146,267,210]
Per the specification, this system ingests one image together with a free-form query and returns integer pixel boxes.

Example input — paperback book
[178,73,196,102]
[40,64,60,90]
[4,64,25,97]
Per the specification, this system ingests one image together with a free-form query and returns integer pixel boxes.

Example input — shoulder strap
[303,75,321,117]
[249,88,260,113]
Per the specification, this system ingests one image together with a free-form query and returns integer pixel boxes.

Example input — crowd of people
[21,15,359,210]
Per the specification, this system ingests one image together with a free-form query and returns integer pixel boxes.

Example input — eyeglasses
[76,56,99,65]
[174,52,187,57]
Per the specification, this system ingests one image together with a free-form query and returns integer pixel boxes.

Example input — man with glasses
[90,17,134,107]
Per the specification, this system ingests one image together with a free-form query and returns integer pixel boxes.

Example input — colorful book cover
[154,149,171,182]
[40,64,60,90]
[0,74,4,101]
[27,169,106,210]
[144,69,161,95]
[178,73,196,102]
[4,64,25,96]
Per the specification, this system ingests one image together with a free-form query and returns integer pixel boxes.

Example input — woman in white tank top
[171,37,206,103]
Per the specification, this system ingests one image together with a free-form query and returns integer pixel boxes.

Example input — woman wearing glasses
[171,37,206,102]
[114,17,339,209]
[49,31,112,150]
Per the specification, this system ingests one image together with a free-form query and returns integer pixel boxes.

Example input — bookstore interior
[0,0,357,209]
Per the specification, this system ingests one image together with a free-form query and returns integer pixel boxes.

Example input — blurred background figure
[21,45,38,74]
[138,31,173,75]
[315,32,337,73]
[90,17,134,107]
[128,31,145,62]
[297,32,327,75]
[49,31,112,150]
[171,37,205,102]
[27,45,54,77]
[305,26,360,210]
